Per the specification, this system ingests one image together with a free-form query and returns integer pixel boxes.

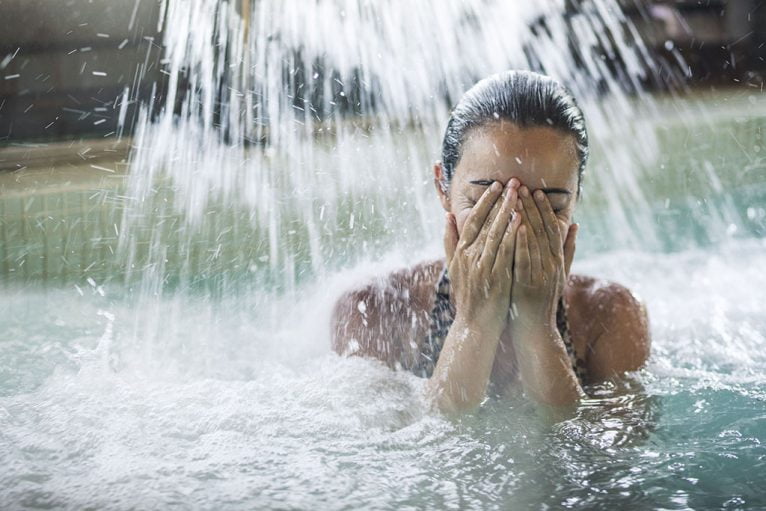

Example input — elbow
[429,392,482,416]
[425,375,487,416]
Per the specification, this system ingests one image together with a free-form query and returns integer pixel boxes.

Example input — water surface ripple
[1,239,765,509]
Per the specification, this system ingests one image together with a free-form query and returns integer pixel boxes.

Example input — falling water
[118,0,702,296]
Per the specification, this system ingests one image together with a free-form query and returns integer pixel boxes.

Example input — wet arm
[426,316,505,414]
[512,325,584,407]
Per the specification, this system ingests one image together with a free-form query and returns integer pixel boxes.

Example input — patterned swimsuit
[410,268,588,384]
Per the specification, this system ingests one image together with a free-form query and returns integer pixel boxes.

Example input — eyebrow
[468,179,571,195]
[539,187,571,195]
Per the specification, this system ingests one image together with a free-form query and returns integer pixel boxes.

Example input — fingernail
[510,178,519,188]
[520,186,529,197]
[491,181,502,192]
[534,190,544,200]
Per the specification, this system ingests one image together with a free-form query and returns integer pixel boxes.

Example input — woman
[331,71,650,414]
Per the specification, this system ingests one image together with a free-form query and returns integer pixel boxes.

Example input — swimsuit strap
[556,290,588,385]
[413,267,587,385]
[411,267,454,378]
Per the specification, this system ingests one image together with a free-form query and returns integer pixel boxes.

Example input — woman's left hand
[510,186,577,332]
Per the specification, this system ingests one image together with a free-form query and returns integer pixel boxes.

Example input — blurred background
[0,0,764,292]
[1,1,764,143]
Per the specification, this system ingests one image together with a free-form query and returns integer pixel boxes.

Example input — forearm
[513,325,584,407]
[426,315,503,414]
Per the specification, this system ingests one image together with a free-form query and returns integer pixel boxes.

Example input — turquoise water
[1,94,764,291]
[1,91,766,508]
[0,238,765,509]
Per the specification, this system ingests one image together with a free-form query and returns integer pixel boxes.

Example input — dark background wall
[0,0,163,143]
[623,0,766,87]
[0,0,764,145]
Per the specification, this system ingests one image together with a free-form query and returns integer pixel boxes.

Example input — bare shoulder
[331,259,445,368]
[333,259,445,316]
[566,274,645,314]
[566,274,651,382]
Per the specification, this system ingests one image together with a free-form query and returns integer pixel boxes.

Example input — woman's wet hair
[440,70,588,196]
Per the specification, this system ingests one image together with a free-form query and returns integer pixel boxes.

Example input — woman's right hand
[443,179,521,331]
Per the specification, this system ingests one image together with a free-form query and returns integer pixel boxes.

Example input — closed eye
[468,179,498,187]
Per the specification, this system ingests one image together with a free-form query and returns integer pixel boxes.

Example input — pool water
[1,89,766,508]
[1,235,766,509]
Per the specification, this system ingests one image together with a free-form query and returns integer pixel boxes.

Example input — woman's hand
[443,179,521,331]
[511,186,577,332]
[506,185,584,407]
[429,179,521,413]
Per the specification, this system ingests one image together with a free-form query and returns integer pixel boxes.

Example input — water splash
[117,0,691,296]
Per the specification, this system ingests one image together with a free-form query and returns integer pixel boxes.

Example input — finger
[519,200,543,281]
[481,184,518,268]
[444,213,458,266]
[474,185,508,249]
[533,189,563,260]
[520,186,545,241]
[514,224,530,285]
[563,223,578,277]
[493,209,520,276]
[476,177,520,248]
[527,218,543,281]
[459,181,503,247]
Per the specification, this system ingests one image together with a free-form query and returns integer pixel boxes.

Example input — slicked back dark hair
[440,70,588,197]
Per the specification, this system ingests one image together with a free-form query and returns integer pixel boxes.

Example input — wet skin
[332,122,650,414]
[437,121,578,241]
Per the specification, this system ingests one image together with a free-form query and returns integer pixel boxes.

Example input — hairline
[445,119,584,198]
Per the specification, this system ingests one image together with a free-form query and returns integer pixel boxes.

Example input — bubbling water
[2,237,765,509]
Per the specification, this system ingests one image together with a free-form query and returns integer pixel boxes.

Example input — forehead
[454,122,578,190]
